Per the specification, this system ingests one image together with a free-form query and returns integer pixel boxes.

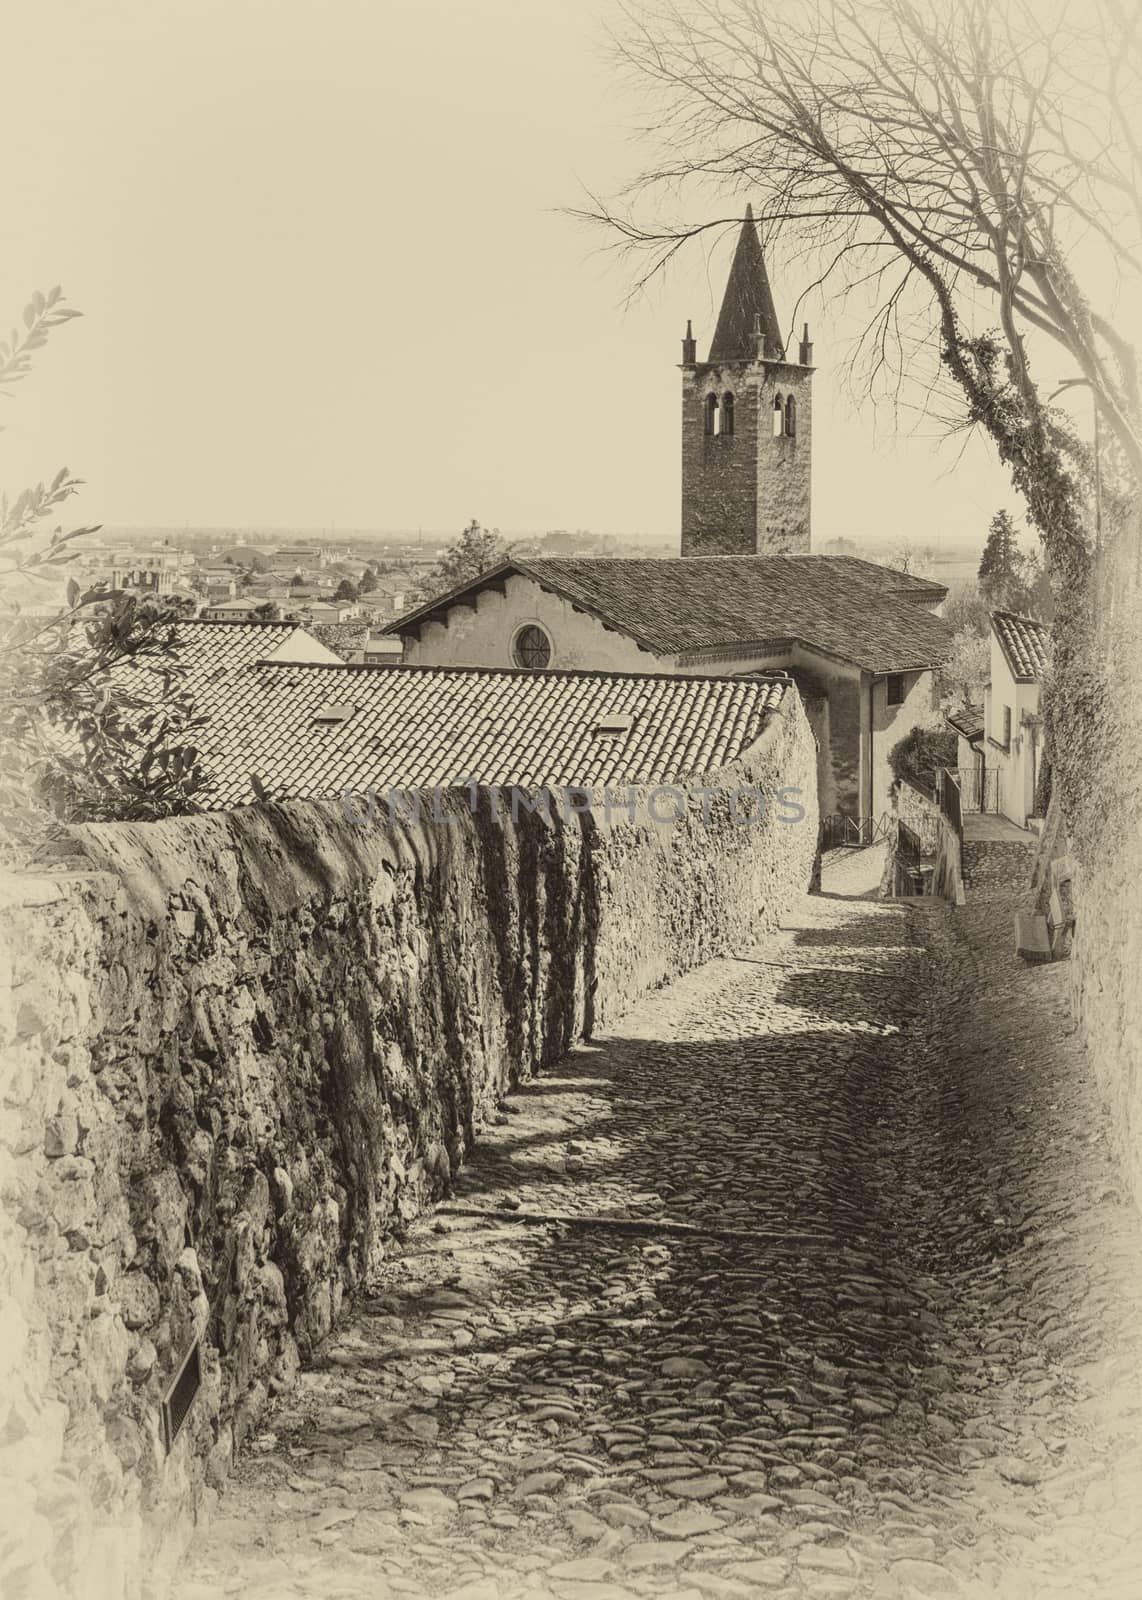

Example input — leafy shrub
[0,289,210,859]
[887,725,958,797]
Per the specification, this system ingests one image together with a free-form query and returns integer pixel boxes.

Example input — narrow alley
[175,851,1142,1600]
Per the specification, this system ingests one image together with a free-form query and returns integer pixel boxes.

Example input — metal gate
[820,812,895,850]
[949,764,999,813]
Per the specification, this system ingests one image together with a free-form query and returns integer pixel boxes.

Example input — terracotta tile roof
[102,620,340,720]
[946,705,985,743]
[190,661,792,809]
[992,611,1048,682]
[389,555,951,673]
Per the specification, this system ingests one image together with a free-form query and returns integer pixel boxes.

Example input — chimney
[799,322,814,365]
[753,312,766,360]
[681,319,697,365]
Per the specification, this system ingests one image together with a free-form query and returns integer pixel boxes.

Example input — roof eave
[384,561,518,636]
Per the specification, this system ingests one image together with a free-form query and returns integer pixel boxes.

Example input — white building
[954,610,1048,829]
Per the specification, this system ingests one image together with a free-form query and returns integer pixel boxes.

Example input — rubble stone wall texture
[891,777,941,854]
[0,695,818,1600]
[680,361,762,557]
[756,365,812,556]
[679,362,811,557]
[930,813,964,904]
[1067,559,1142,1211]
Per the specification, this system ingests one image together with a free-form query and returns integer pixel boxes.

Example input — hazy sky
[0,1,1069,547]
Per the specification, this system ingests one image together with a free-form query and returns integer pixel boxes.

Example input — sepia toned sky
[0,0,1091,548]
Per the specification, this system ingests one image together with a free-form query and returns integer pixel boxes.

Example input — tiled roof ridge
[173,617,295,629]
[249,657,797,689]
[521,553,945,589]
[991,607,1048,629]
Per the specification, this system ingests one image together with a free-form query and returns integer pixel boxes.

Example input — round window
[513,623,552,669]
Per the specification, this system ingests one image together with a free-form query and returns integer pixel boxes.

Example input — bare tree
[581,0,1142,849]
[582,0,1141,566]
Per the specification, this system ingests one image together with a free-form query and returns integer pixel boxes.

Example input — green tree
[1021,548,1056,622]
[334,577,359,601]
[411,519,513,606]
[0,290,210,856]
[943,580,991,638]
[887,725,959,796]
[938,629,991,712]
[978,511,1030,610]
[359,567,378,594]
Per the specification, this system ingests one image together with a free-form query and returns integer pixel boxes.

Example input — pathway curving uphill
[174,852,1142,1600]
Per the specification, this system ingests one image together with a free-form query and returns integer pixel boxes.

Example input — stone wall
[680,360,811,557]
[930,813,964,904]
[0,695,818,1600]
[757,363,812,556]
[680,360,763,557]
[1065,544,1142,1211]
[891,778,941,854]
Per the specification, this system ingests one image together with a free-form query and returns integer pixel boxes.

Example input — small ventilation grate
[161,1338,202,1454]
[592,712,634,739]
[312,701,356,725]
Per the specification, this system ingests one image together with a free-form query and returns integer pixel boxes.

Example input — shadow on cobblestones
[173,867,1142,1600]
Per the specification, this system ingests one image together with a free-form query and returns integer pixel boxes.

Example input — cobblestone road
[175,853,1142,1600]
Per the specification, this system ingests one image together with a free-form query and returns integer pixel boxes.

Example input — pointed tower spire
[708,203,785,363]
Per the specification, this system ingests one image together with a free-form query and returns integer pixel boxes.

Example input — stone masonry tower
[680,205,814,555]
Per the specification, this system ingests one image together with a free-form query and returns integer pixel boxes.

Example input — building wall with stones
[680,362,812,557]
[680,362,762,557]
[890,777,941,855]
[930,813,965,904]
[0,694,818,1600]
[756,365,813,557]
[1065,545,1142,1211]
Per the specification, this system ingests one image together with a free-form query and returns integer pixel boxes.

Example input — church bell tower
[680,205,814,556]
